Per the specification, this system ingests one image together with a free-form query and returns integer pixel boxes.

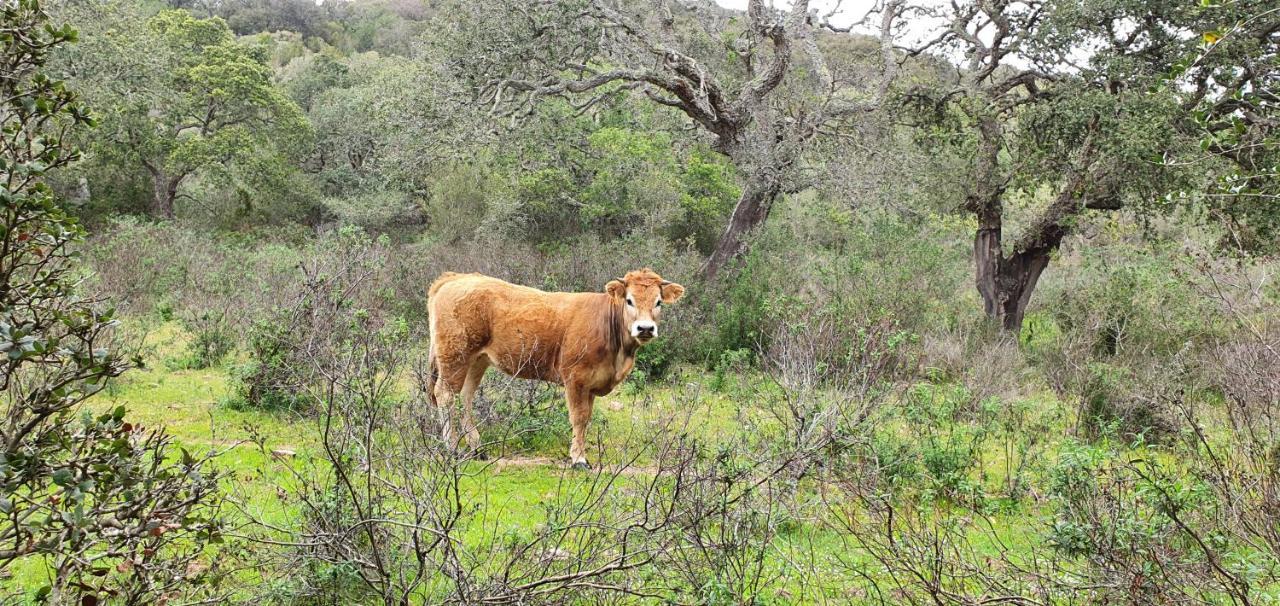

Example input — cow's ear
[605,279,626,299]
[660,281,685,304]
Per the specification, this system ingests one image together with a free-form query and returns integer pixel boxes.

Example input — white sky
[709,0,1070,69]
[711,0,950,48]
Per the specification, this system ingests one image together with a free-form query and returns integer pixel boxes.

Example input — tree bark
[702,175,783,282]
[149,171,183,219]
[974,213,1063,333]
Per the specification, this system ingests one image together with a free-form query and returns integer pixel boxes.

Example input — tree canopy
[61,2,307,218]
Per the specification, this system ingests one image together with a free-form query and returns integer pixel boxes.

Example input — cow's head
[605,268,685,344]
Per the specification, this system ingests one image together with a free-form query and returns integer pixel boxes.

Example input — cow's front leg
[459,356,489,456]
[565,382,595,470]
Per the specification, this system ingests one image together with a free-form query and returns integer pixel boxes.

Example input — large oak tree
[59,2,307,219]
[900,0,1261,331]
[452,0,910,280]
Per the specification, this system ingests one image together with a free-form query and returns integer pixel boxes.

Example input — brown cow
[426,268,685,468]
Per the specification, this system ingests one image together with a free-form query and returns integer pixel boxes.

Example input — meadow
[0,317,1102,603]
[3,208,1273,604]
[2,0,1277,603]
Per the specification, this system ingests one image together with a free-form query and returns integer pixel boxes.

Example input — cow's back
[429,273,594,382]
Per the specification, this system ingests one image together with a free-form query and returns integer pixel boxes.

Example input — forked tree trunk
[703,176,783,282]
[974,225,1054,332]
[147,168,184,220]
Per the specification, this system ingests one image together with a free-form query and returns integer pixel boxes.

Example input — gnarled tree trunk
[703,174,783,282]
[147,169,184,220]
[974,225,1054,332]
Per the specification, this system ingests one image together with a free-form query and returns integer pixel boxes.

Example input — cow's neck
[613,337,639,384]
[602,296,639,383]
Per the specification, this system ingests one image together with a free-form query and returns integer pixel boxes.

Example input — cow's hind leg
[565,382,595,470]
[433,355,470,452]
[459,355,489,456]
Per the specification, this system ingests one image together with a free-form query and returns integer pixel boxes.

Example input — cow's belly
[484,346,561,383]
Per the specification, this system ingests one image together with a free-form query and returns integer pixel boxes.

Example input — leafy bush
[865,432,922,493]
[709,348,752,393]
[424,161,491,243]
[0,7,225,602]
[229,315,310,411]
[667,149,739,254]
[921,434,983,503]
[476,380,570,454]
[320,188,423,235]
[173,309,236,369]
[229,227,400,412]
[1043,440,1244,603]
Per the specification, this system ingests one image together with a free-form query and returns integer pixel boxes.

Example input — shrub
[667,149,739,254]
[475,377,570,455]
[320,188,423,236]
[921,434,983,503]
[229,315,310,411]
[229,227,400,412]
[1043,440,1245,603]
[710,348,753,393]
[0,7,225,603]
[424,161,490,243]
[865,432,922,493]
[173,309,236,369]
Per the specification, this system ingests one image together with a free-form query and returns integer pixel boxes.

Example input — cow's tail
[425,341,439,408]
[424,277,444,409]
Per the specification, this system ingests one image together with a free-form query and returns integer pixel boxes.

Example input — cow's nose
[633,322,656,338]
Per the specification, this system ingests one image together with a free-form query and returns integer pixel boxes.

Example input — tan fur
[426,269,684,466]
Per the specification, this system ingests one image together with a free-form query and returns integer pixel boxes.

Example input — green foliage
[279,51,350,111]
[229,312,308,412]
[709,348,753,393]
[1043,439,1232,601]
[1052,254,1214,358]
[920,433,983,503]
[319,188,419,234]
[481,392,572,454]
[423,161,491,243]
[1172,0,1279,254]
[172,310,235,369]
[579,126,677,237]
[1035,242,1224,442]
[228,227,400,412]
[669,149,740,254]
[867,432,922,491]
[62,1,309,219]
[634,330,682,380]
[509,166,584,244]
[0,4,224,602]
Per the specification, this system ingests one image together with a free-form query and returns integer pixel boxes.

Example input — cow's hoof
[571,461,591,471]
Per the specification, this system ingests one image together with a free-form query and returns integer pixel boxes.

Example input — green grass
[11,321,1275,604]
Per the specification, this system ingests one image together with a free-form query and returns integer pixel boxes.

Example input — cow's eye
[655,299,662,308]
[625,295,634,307]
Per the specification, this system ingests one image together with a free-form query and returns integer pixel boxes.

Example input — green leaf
[51,469,74,487]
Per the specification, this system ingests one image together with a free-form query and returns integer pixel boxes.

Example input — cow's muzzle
[632,321,656,341]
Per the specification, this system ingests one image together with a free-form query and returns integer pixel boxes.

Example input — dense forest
[1,0,1278,603]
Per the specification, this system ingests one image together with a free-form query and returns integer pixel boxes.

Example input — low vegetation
[1,0,1277,604]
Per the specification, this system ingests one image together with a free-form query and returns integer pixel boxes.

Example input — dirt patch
[490,455,659,477]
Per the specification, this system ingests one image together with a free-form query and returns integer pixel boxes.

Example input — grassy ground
[15,321,1272,604]
[6,320,1064,602]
